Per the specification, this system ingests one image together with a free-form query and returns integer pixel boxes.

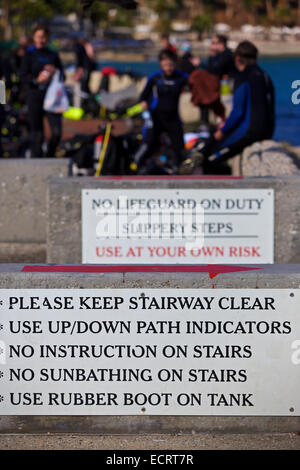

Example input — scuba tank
[220,74,233,112]
[220,74,231,96]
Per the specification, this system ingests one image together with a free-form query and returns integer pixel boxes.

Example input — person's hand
[140,101,148,111]
[214,129,224,141]
[44,64,56,76]
[191,56,201,67]
[217,119,226,129]
[37,70,50,84]
[74,67,84,82]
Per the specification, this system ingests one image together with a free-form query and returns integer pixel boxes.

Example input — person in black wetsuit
[11,38,29,78]
[193,34,236,125]
[180,41,275,175]
[133,49,188,170]
[20,25,64,158]
[204,34,236,79]
[74,38,96,95]
[178,43,200,76]
[9,41,28,105]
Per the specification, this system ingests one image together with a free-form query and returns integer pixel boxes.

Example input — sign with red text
[0,289,299,415]
[82,189,274,264]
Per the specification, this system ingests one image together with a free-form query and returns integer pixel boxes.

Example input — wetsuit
[198,48,236,123]
[199,63,275,169]
[178,52,196,75]
[9,48,29,104]
[75,42,96,94]
[204,48,236,79]
[135,69,188,167]
[20,46,64,158]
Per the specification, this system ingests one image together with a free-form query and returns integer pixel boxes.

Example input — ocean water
[98,57,300,145]
[260,57,300,146]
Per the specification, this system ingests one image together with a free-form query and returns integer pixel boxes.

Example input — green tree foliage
[0,0,300,41]
[148,0,177,33]
[192,14,214,38]
[0,0,54,39]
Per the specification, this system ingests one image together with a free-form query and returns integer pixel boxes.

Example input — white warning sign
[0,289,298,416]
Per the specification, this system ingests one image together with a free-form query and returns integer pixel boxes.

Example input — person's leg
[180,131,253,175]
[202,136,253,173]
[98,74,109,93]
[45,112,62,158]
[27,92,44,158]
[133,121,159,167]
[81,69,91,95]
[200,106,209,124]
[164,119,186,168]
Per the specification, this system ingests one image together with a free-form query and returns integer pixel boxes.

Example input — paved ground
[0,433,299,450]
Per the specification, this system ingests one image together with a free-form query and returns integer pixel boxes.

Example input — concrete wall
[47,176,300,265]
[0,263,299,434]
[0,159,69,263]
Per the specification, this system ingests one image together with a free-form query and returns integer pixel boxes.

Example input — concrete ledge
[0,415,299,435]
[0,264,299,434]
[0,243,46,263]
[3,263,300,288]
[0,431,299,450]
[47,176,300,265]
[0,159,69,263]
